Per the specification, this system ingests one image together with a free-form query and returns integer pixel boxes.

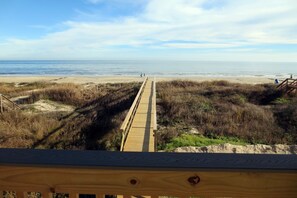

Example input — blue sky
[0,0,297,61]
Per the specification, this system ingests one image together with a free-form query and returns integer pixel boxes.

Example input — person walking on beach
[275,79,279,84]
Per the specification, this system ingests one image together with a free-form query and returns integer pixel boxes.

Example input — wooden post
[69,193,79,198]
[0,94,3,113]
[41,192,53,198]
[96,194,104,198]
[16,191,27,198]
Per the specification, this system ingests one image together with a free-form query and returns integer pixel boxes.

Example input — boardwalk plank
[123,79,155,152]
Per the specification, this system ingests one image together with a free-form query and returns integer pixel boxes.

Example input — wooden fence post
[0,94,3,113]
[16,191,27,198]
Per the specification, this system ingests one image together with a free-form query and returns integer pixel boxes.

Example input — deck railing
[120,77,148,151]
[0,94,21,113]
[0,149,296,198]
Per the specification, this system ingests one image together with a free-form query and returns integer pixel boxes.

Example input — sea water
[0,60,296,78]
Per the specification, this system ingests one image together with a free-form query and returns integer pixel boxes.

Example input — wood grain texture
[41,192,53,198]
[16,191,26,198]
[96,194,104,198]
[0,166,296,197]
[69,193,79,198]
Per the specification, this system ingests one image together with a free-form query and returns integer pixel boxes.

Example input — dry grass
[34,82,140,151]
[2,80,296,151]
[0,82,52,97]
[157,80,297,149]
[0,111,60,148]
[0,82,140,150]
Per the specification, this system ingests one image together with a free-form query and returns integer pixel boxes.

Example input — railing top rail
[153,78,157,131]
[120,77,148,132]
[277,78,288,88]
[0,148,296,171]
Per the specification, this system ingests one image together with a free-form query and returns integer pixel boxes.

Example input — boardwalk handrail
[120,77,148,151]
[153,78,157,151]
[277,78,288,89]
[0,93,21,113]
[277,78,297,93]
[153,78,157,131]
[0,149,297,197]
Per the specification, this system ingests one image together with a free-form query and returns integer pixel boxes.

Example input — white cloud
[86,0,103,4]
[1,0,297,61]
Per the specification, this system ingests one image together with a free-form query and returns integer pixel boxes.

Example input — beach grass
[0,82,140,150]
[157,80,297,150]
[0,79,296,151]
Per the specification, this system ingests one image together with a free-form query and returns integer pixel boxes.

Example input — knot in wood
[129,178,139,186]
[50,187,55,193]
[188,175,200,186]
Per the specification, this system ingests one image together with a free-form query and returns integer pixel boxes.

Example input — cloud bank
[1,0,297,61]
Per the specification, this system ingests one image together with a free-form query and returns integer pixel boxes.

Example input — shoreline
[0,75,277,84]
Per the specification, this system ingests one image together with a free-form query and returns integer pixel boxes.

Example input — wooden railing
[0,149,296,198]
[153,78,157,151]
[277,78,297,93]
[120,77,148,151]
[0,93,21,113]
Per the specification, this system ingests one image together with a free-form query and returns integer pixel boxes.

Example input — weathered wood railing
[0,93,21,113]
[0,149,296,198]
[277,78,297,93]
[153,78,157,151]
[120,77,148,151]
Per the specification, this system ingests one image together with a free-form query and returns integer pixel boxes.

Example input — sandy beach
[0,75,276,85]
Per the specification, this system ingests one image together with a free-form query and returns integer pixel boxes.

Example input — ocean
[0,60,296,78]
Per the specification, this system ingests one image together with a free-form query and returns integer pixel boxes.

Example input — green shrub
[272,97,290,104]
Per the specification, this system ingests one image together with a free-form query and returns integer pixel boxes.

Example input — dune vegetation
[156,80,297,151]
[0,82,140,150]
[1,80,296,152]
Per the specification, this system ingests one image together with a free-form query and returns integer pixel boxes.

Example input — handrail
[277,78,297,93]
[120,77,148,151]
[0,149,296,197]
[0,93,21,113]
[153,78,157,131]
[277,78,288,89]
[153,78,157,152]
[287,79,297,93]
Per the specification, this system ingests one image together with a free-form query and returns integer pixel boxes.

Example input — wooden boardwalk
[120,78,157,152]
